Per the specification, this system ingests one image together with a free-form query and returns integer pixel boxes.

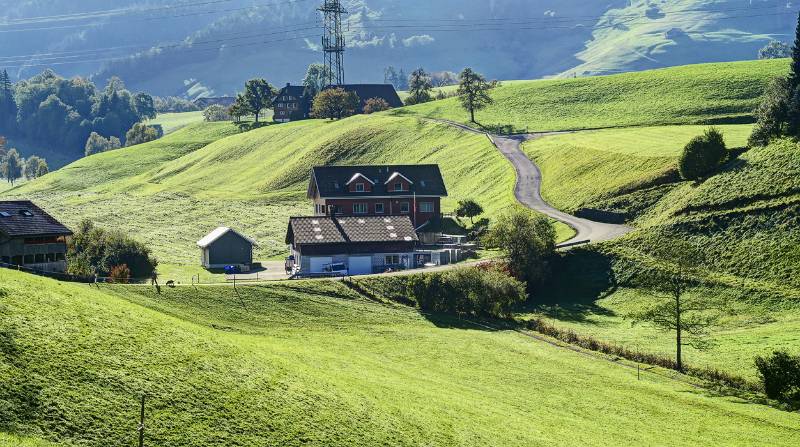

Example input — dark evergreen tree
[0,69,18,132]
[789,12,800,91]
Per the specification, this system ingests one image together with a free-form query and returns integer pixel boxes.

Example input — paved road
[439,120,632,245]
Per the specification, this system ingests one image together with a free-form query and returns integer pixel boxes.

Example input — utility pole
[318,0,347,86]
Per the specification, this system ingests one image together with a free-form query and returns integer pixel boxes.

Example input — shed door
[349,256,372,275]
[310,257,333,273]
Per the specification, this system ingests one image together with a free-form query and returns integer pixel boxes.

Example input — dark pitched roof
[286,216,418,245]
[273,85,308,104]
[310,165,448,198]
[416,216,468,235]
[326,84,403,109]
[0,201,73,238]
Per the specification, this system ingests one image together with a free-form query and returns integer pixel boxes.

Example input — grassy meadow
[1,269,798,446]
[392,59,785,132]
[147,110,205,134]
[4,114,561,273]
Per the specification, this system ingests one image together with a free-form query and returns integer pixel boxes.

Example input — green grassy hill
[1,269,798,446]
[2,115,543,270]
[393,59,786,133]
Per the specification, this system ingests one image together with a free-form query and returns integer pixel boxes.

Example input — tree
[397,68,409,90]
[455,199,484,225]
[132,92,157,120]
[1,148,22,184]
[0,69,17,131]
[363,97,391,114]
[203,104,230,122]
[431,71,458,87]
[85,132,120,156]
[749,77,792,147]
[243,78,276,123]
[457,68,494,123]
[0,136,6,159]
[124,123,159,147]
[759,41,791,60]
[384,66,400,88]
[311,88,360,120]
[678,127,727,180]
[405,68,433,105]
[36,160,49,177]
[67,219,158,278]
[302,63,333,97]
[630,242,720,372]
[483,207,556,285]
[228,94,247,123]
[23,155,47,179]
[755,351,800,407]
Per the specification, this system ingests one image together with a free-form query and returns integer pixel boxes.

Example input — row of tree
[0,69,157,158]
[384,66,459,90]
[0,136,49,184]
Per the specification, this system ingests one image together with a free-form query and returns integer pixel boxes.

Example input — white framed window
[355,183,365,192]
[394,182,404,192]
[419,202,434,213]
[385,255,400,265]
[353,203,368,214]
[375,203,385,214]
[400,202,410,213]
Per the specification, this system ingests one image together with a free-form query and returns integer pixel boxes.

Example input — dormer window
[355,183,365,192]
[394,182,404,192]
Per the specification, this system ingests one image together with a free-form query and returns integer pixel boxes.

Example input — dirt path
[438,120,632,245]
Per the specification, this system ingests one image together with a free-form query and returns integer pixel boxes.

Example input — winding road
[439,120,632,246]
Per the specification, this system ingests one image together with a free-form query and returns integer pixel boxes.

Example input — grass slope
[523,124,753,213]
[525,137,800,378]
[147,111,205,134]
[1,269,798,446]
[4,115,571,270]
[392,59,786,133]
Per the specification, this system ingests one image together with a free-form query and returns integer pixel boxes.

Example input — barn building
[0,200,72,273]
[197,227,255,270]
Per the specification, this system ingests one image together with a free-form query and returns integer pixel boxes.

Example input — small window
[394,182,404,192]
[20,210,33,217]
[400,202,410,213]
[353,203,368,214]
[385,255,400,265]
[420,202,434,213]
[375,203,385,214]
[355,183,365,192]
[0,211,10,217]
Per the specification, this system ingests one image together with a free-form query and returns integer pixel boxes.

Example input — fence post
[138,394,145,447]
[638,364,640,381]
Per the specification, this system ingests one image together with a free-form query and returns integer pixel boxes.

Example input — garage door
[309,257,333,273]
[349,256,373,275]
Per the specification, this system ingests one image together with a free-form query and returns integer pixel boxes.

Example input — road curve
[438,120,632,245]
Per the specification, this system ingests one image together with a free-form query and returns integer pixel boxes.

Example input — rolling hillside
[1,269,798,446]
[396,59,786,133]
[2,115,539,268]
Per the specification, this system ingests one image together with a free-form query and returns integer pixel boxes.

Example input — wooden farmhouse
[0,200,72,273]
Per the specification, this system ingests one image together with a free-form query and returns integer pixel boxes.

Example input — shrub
[311,88,359,120]
[678,127,727,180]
[755,350,800,407]
[124,123,159,147]
[363,97,391,114]
[406,267,526,318]
[67,219,158,278]
[109,264,131,283]
[84,132,121,156]
[203,104,231,122]
[483,207,556,286]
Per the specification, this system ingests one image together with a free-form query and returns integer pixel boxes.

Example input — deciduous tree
[311,88,360,120]
[124,123,159,147]
[455,199,484,225]
[759,41,791,60]
[302,63,333,97]
[363,97,391,114]
[405,68,433,105]
[483,207,556,286]
[457,68,494,123]
[678,127,727,180]
[243,78,276,123]
[1,147,22,184]
[23,155,47,179]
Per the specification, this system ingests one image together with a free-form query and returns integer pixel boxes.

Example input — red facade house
[307,165,448,228]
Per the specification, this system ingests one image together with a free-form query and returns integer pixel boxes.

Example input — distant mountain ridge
[0,0,796,97]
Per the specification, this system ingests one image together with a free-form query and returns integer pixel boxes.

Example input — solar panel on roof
[0,211,9,217]
[19,210,33,217]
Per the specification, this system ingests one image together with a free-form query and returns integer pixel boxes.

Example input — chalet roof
[286,216,418,246]
[310,165,448,198]
[197,227,255,248]
[0,200,72,238]
[273,84,308,104]
[324,84,403,108]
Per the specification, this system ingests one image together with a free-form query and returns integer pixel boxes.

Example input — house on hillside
[307,164,447,230]
[273,84,311,123]
[194,97,236,109]
[272,83,402,123]
[197,227,255,270]
[0,200,72,273]
[285,215,418,275]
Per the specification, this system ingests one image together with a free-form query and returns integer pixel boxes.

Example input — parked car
[224,265,241,274]
[323,262,349,276]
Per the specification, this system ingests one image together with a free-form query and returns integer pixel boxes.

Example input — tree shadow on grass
[520,249,620,323]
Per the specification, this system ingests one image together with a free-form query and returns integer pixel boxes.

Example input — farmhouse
[197,227,255,270]
[273,83,311,123]
[307,164,447,229]
[286,215,418,275]
[0,200,72,273]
